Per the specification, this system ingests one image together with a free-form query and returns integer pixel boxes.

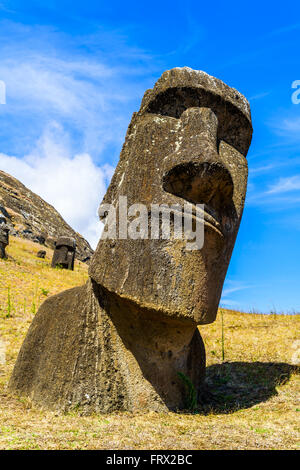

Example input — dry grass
[0,236,299,450]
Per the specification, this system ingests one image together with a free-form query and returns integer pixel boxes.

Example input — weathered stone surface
[9,279,206,412]
[0,170,93,263]
[0,216,9,259]
[9,67,252,413]
[51,237,76,270]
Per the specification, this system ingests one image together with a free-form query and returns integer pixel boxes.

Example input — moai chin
[9,68,252,413]
[51,237,76,270]
[0,217,9,259]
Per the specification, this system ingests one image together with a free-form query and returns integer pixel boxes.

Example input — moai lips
[51,237,76,270]
[9,68,252,413]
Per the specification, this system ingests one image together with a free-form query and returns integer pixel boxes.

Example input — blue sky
[0,0,299,313]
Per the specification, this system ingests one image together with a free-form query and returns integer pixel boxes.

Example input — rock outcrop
[0,170,93,262]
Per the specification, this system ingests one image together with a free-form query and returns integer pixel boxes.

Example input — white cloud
[0,21,159,249]
[0,20,158,161]
[267,175,300,194]
[0,52,136,157]
[219,299,241,308]
[221,280,253,298]
[0,122,114,249]
[269,115,300,144]
[267,22,300,38]
[246,172,300,208]
[278,117,300,134]
[249,164,275,175]
[220,280,254,311]
[248,91,271,101]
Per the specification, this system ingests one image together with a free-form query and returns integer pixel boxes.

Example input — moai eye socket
[145,87,252,156]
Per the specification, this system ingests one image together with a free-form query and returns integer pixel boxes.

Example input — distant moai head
[0,216,9,259]
[90,67,252,324]
[51,237,76,270]
[0,217,9,244]
[37,250,46,259]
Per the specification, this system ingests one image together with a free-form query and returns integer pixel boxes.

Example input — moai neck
[95,282,205,410]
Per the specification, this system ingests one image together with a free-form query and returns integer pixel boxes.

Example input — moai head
[37,250,46,259]
[90,67,252,325]
[0,217,9,244]
[0,216,9,259]
[51,237,76,270]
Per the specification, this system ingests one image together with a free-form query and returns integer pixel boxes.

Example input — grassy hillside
[0,236,299,450]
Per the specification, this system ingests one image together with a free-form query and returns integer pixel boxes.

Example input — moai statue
[9,68,252,413]
[51,237,76,270]
[0,217,9,259]
[37,250,46,259]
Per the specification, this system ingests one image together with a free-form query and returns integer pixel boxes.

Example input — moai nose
[180,106,218,149]
[163,161,233,215]
[163,107,234,217]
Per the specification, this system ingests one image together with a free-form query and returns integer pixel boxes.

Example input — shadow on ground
[197,361,299,414]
